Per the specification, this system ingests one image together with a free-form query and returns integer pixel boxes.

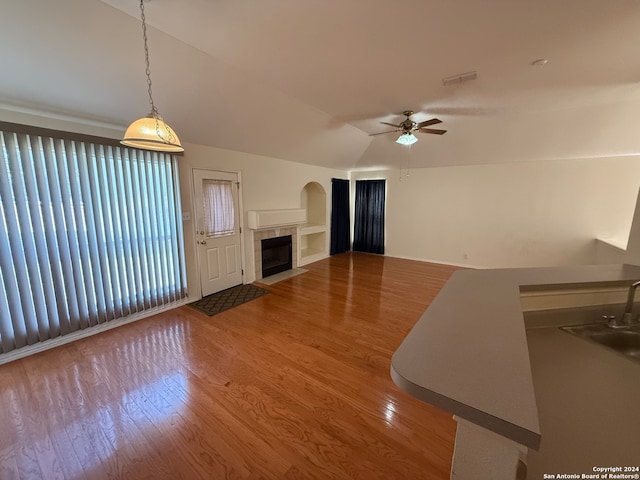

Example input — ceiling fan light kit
[121,0,184,153]
[396,133,418,145]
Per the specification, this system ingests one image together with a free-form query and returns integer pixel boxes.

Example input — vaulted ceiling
[2,0,640,170]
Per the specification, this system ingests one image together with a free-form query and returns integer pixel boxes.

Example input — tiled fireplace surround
[253,227,298,281]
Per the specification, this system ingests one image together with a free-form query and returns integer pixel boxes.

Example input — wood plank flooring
[0,252,461,480]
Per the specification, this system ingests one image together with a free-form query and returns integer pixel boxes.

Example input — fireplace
[261,235,293,278]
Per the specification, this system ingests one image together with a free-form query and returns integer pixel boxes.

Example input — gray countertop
[526,324,640,477]
[391,263,640,450]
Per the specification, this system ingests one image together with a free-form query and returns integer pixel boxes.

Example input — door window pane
[203,179,235,237]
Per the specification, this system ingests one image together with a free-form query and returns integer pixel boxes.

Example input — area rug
[188,284,269,316]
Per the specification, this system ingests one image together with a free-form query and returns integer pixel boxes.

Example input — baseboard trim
[384,253,483,269]
[0,297,193,366]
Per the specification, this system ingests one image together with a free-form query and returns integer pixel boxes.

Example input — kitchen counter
[526,323,640,477]
[391,263,640,477]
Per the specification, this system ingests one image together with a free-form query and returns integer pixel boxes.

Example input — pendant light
[121,0,184,153]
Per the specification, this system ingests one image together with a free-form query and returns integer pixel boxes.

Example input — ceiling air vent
[442,71,478,86]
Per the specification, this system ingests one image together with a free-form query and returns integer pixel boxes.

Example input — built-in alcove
[301,182,326,227]
[300,182,327,265]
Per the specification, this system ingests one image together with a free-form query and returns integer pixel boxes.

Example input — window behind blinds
[0,127,187,355]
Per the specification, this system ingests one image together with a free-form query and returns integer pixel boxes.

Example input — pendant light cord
[139,0,157,117]
[138,0,175,144]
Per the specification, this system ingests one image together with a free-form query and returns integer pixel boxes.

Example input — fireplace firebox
[261,235,292,278]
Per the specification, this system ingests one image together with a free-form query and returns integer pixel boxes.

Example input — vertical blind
[0,128,187,355]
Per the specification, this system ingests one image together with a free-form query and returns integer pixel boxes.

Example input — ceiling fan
[370,110,447,145]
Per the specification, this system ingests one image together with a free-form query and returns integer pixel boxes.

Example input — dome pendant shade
[121,115,184,153]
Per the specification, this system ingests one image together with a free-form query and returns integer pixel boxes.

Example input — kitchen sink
[560,323,640,363]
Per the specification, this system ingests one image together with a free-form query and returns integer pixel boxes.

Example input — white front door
[193,169,243,297]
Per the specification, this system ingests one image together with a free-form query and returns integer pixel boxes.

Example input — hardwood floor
[0,253,461,480]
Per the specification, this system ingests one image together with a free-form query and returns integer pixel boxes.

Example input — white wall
[179,143,347,297]
[353,157,640,268]
[598,188,640,266]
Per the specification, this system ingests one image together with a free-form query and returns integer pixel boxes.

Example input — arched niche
[301,182,326,226]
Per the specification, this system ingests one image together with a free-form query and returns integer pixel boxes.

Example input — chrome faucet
[615,280,640,328]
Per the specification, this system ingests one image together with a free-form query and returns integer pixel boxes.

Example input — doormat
[188,284,269,316]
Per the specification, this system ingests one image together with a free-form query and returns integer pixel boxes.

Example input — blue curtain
[353,179,385,254]
[330,178,350,255]
[0,126,187,355]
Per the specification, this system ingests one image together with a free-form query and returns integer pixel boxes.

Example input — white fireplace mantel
[247,209,306,230]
